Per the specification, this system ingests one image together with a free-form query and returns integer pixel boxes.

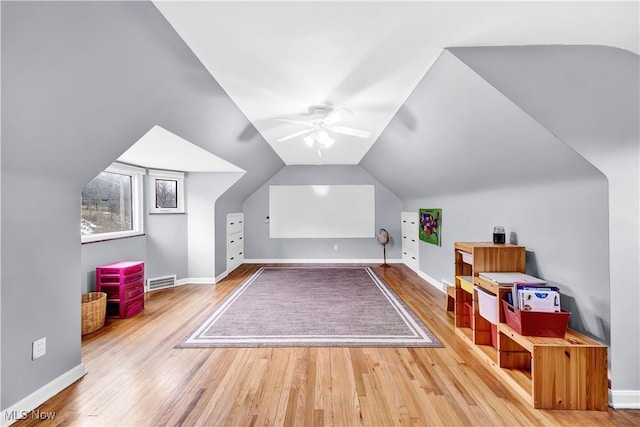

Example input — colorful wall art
[419,208,441,245]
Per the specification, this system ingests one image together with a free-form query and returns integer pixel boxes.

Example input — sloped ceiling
[359,49,603,199]
[118,125,245,173]
[153,0,638,166]
[448,45,640,164]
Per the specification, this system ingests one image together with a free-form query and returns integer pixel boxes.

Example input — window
[148,169,185,214]
[81,163,145,243]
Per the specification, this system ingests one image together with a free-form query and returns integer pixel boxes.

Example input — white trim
[107,162,146,176]
[148,169,184,179]
[144,278,216,291]
[215,271,229,283]
[81,162,145,243]
[177,278,216,285]
[403,260,421,276]
[243,258,404,264]
[608,389,640,409]
[1,363,87,426]
[441,278,454,292]
[416,270,443,292]
[148,169,185,214]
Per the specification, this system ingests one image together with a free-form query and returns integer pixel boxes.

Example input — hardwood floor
[14,264,640,426]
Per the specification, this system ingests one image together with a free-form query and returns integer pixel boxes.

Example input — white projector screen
[269,185,375,238]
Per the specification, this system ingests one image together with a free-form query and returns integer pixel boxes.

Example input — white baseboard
[177,277,216,285]
[609,389,640,409]
[243,258,404,264]
[215,271,229,283]
[416,270,444,292]
[1,363,87,426]
[146,278,216,292]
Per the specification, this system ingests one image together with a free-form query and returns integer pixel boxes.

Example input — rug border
[176,266,444,349]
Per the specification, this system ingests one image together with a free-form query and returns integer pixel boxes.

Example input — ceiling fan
[276,106,371,157]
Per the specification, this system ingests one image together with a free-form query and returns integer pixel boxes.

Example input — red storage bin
[502,300,570,338]
[464,302,473,326]
[490,323,497,347]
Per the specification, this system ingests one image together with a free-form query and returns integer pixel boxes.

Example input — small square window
[149,170,185,214]
[155,179,178,209]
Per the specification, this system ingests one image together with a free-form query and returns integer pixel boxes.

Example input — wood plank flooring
[13,264,640,426]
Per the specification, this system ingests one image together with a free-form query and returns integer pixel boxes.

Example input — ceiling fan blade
[329,126,371,139]
[323,108,352,126]
[277,128,314,142]
[275,118,312,126]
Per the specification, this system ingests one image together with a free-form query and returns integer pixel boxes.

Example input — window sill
[81,233,146,245]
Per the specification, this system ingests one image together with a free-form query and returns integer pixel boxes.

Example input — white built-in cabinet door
[401,212,419,272]
[227,212,244,273]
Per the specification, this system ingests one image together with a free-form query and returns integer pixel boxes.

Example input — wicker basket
[82,292,107,335]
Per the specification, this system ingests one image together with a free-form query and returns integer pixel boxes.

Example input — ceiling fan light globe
[317,130,334,148]
[304,133,316,147]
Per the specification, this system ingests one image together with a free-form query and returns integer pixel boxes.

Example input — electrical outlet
[32,337,46,360]
[333,244,338,251]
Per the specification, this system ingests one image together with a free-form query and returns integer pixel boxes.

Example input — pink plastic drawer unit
[99,280,144,302]
[96,261,144,281]
[96,261,144,319]
[106,295,144,319]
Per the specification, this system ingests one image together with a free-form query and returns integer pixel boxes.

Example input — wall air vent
[146,274,177,292]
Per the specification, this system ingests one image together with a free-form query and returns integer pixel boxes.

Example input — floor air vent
[146,274,177,292]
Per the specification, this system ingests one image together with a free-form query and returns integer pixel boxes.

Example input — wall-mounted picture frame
[419,208,441,246]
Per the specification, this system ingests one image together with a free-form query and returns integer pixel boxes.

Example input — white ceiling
[118,125,245,172]
[153,1,639,165]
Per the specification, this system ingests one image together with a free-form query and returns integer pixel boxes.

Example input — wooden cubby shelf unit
[453,242,526,355]
[452,242,608,410]
[499,322,608,410]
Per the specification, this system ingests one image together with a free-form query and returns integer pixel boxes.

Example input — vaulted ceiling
[153,1,638,166]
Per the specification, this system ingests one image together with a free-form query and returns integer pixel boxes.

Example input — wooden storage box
[503,300,570,338]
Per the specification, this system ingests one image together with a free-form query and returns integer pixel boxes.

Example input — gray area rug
[177,267,443,348]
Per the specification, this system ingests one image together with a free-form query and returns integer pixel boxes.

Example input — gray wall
[81,236,147,294]
[449,45,639,392]
[363,45,638,393]
[145,211,188,281]
[214,163,285,278]
[242,166,402,261]
[187,172,244,280]
[80,174,189,293]
[404,175,610,341]
[1,1,280,409]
